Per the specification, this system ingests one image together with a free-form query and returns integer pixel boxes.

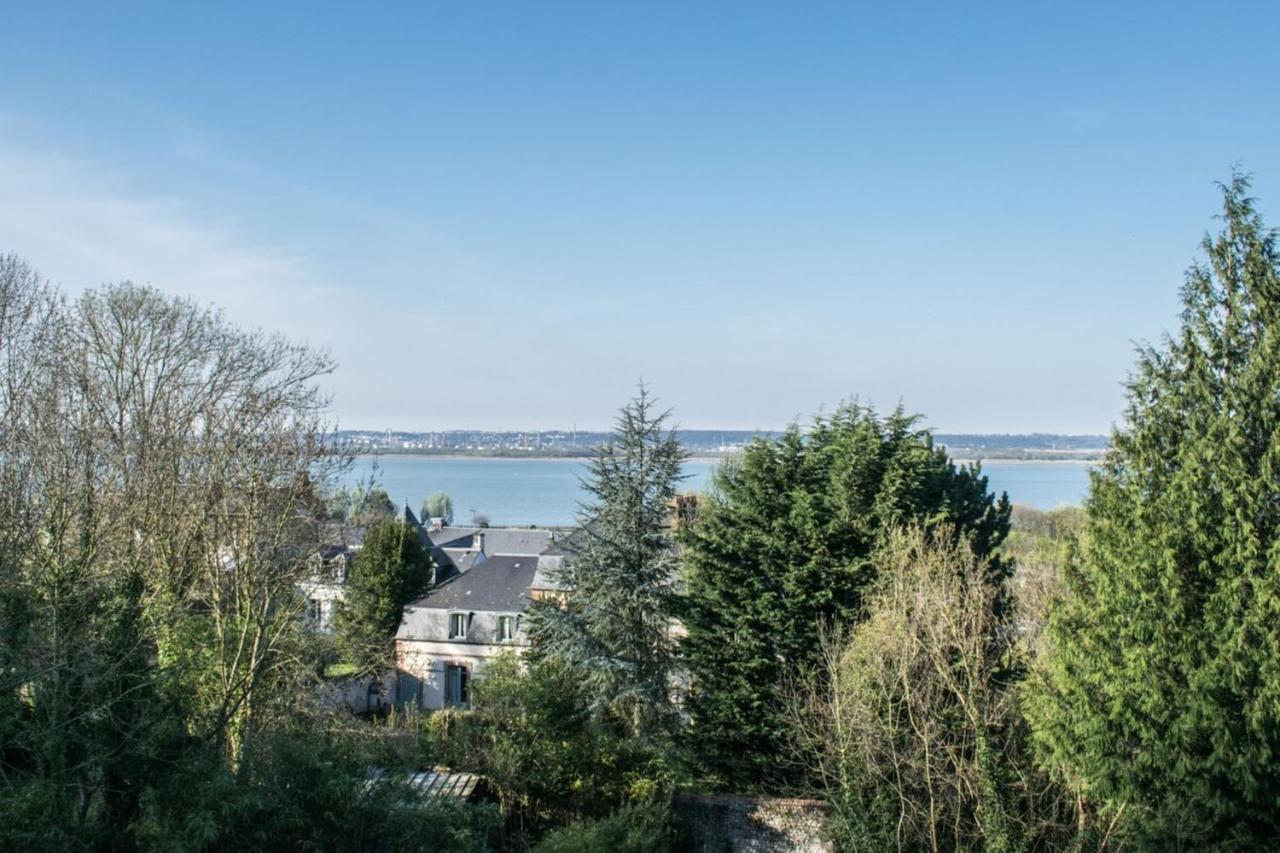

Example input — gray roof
[410,554,539,613]
[426,526,555,556]
[531,553,566,591]
[320,521,366,550]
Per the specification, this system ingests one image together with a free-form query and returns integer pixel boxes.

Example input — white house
[299,526,364,633]
[393,525,562,709]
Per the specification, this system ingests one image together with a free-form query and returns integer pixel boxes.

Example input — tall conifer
[680,403,1010,790]
[529,387,686,737]
[336,518,430,672]
[1027,175,1280,846]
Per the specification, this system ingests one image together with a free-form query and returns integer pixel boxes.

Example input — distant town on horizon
[336,428,1110,460]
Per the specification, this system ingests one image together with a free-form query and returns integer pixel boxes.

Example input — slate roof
[409,554,540,613]
[426,526,554,555]
[530,553,566,591]
[319,521,366,550]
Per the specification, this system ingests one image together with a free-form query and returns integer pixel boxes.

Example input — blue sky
[2,2,1278,433]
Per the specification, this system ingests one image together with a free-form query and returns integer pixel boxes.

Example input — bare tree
[0,263,349,840]
[792,526,1080,852]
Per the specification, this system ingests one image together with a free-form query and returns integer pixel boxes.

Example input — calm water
[347,456,1091,527]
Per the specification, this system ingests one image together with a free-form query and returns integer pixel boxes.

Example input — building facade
[393,524,563,709]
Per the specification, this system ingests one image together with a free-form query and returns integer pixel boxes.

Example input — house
[300,524,365,633]
[394,524,561,709]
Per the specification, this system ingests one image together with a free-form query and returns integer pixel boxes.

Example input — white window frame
[498,614,516,642]
[448,611,468,640]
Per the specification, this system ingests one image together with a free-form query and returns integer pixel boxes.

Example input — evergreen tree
[679,403,1010,790]
[529,387,686,736]
[1026,175,1280,847]
[336,518,431,672]
[355,488,397,525]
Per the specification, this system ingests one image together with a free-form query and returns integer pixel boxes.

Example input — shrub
[531,800,682,853]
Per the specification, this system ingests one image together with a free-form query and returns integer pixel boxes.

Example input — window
[305,598,321,623]
[445,664,469,707]
[449,612,468,640]
[498,615,516,642]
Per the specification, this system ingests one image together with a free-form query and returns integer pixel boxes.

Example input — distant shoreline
[352,453,728,464]
[951,458,1099,466]
[351,452,1100,466]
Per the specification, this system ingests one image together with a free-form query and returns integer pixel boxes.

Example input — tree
[1026,175,1280,847]
[679,403,1010,791]
[422,491,454,525]
[355,487,397,525]
[448,653,675,845]
[530,387,686,736]
[794,526,1079,852]
[0,266,349,845]
[336,518,431,672]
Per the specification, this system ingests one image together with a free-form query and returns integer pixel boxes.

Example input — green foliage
[0,259,476,851]
[531,800,683,853]
[796,527,1081,852]
[422,491,455,525]
[1026,174,1280,848]
[358,488,398,524]
[336,518,431,672]
[334,483,399,524]
[130,726,498,852]
[530,387,687,736]
[679,402,1011,791]
[457,653,682,844]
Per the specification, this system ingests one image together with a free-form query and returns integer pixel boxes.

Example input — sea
[345,455,1093,528]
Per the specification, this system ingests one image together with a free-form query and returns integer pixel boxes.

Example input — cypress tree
[529,387,686,737]
[679,403,1010,790]
[336,518,430,673]
[1026,175,1280,847]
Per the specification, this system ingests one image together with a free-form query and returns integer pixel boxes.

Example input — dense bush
[457,653,683,845]
[530,800,683,853]
[130,725,498,852]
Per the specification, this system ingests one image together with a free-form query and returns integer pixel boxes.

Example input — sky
[2,2,1279,434]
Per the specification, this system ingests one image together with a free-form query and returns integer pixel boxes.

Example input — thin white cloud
[0,141,406,426]
[0,143,332,327]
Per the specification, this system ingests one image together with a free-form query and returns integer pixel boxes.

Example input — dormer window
[498,615,516,642]
[448,612,468,640]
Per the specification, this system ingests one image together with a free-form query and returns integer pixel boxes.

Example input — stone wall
[675,793,832,852]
